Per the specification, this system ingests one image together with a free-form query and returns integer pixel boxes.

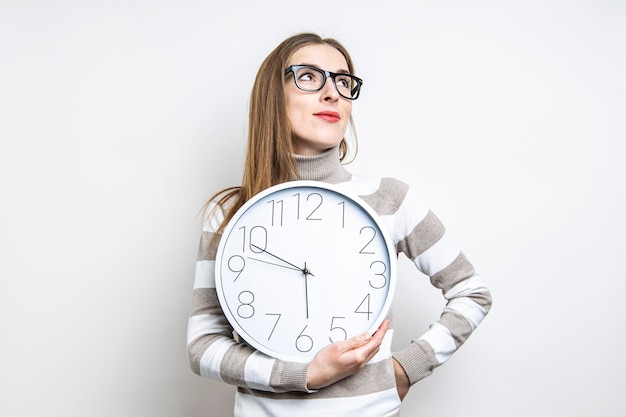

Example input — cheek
[341,104,352,130]
[285,96,306,125]
[343,101,353,115]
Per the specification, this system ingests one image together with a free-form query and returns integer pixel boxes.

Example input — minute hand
[250,244,314,277]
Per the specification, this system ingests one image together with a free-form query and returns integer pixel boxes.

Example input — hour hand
[249,244,314,277]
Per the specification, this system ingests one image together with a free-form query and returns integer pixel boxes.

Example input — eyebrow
[297,63,351,74]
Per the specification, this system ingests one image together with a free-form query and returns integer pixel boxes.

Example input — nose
[320,77,340,102]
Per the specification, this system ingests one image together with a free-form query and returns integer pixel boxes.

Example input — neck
[293,147,351,184]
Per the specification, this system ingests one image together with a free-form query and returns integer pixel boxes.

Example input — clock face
[214,180,396,363]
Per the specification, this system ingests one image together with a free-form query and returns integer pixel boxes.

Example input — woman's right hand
[306,319,389,390]
[393,357,410,401]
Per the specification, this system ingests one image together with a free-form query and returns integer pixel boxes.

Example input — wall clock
[214,180,396,363]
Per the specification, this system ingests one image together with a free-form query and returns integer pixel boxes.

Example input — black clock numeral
[293,193,301,220]
[249,226,268,253]
[265,313,281,340]
[355,294,373,320]
[305,193,323,220]
[337,201,346,228]
[237,291,255,319]
[227,255,245,282]
[237,226,268,253]
[369,261,387,289]
[329,316,348,343]
[267,199,284,226]
[238,226,246,252]
[295,325,314,352]
[294,192,324,221]
[359,226,376,254]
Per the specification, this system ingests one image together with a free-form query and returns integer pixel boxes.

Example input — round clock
[214,180,396,363]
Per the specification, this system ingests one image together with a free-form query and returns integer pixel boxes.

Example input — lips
[314,111,340,123]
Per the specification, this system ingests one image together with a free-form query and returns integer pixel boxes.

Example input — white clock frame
[214,180,397,363]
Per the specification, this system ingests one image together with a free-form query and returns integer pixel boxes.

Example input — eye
[297,70,321,84]
[335,75,352,90]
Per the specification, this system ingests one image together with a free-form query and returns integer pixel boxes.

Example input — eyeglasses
[284,65,363,100]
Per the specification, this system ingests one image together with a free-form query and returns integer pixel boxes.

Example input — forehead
[288,44,349,72]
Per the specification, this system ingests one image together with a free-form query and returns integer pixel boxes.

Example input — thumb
[342,332,373,350]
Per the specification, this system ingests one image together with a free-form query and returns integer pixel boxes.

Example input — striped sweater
[187,146,492,416]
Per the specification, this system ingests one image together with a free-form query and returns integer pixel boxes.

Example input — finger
[340,332,372,352]
[373,319,389,335]
[334,319,389,357]
[359,320,389,358]
[371,319,389,341]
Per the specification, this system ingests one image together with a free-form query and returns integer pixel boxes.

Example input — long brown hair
[204,33,358,233]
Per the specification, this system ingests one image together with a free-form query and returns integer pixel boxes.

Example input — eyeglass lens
[293,66,360,99]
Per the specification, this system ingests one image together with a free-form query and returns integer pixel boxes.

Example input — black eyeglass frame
[284,65,363,100]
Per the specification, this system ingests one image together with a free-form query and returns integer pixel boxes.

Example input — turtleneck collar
[293,146,352,184]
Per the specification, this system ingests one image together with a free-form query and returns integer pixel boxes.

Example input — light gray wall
[1,1,624,416]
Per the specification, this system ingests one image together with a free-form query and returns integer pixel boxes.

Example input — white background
[1,1,624,416]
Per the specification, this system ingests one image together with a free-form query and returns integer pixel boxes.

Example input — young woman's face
[284,44,353,155]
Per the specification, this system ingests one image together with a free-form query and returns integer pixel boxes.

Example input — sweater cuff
[274,360,314,393]
[392,340,438,385]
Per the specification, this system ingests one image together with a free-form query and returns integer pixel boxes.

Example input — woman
[187,32,492,417]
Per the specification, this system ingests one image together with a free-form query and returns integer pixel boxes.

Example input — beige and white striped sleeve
[392,183,492,385]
